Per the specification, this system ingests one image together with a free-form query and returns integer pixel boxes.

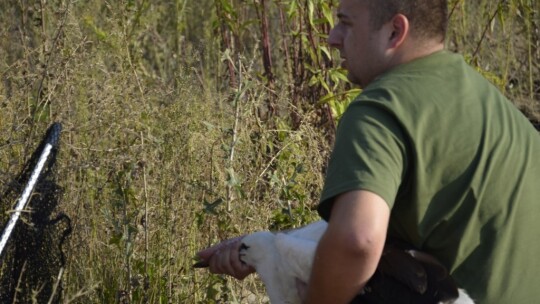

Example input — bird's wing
[241,231,300,303]
[377,248,429,294]
[274,232,318,283]
[455,289,475,304]
[285,220,327,241]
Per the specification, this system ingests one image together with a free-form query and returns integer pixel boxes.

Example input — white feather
[240,220,475,304]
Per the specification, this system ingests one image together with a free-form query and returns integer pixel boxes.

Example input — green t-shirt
[318,51,540,303]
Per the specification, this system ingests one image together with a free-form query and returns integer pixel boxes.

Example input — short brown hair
[365,0,448,42]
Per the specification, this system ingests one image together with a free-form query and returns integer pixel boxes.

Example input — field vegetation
[0,0,538,303]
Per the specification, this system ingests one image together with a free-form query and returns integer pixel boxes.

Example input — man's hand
[196,235,256,280]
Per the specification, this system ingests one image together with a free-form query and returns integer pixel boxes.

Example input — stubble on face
[334,0,389,88]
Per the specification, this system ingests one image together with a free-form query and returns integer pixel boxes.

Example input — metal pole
[0,123,61,257]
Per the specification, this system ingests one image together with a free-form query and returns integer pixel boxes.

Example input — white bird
[238,220,475,304]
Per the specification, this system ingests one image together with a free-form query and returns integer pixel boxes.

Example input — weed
[0,0,537,302]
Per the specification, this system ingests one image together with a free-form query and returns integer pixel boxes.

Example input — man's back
[319,51,540,303]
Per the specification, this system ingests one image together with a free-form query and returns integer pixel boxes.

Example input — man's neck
[391,40,445,67]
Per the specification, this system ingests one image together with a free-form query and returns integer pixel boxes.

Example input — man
[198,0,540,303]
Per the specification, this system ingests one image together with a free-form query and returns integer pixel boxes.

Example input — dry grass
[0,0,538,303]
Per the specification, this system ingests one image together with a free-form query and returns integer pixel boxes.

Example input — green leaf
[307,0,315,26]
[320,46,331,60]
[288,0,299,18]
[226,167,241,187]
[321,2,334,27]
[202,121,216,130]
[203,198,224,215]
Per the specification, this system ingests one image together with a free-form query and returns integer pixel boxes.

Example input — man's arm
[304,190,390,303]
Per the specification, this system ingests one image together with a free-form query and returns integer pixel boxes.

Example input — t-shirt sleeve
[317,102,408,220]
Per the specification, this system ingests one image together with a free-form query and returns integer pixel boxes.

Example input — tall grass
[0,0,538,303]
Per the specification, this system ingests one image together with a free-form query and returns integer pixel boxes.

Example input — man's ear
[388,14,409,49]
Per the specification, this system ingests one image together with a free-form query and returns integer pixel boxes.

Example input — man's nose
[327,27,342,49]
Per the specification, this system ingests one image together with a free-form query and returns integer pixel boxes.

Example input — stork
[237,220,475,304]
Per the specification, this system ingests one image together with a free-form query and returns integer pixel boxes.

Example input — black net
[0,123,72,303]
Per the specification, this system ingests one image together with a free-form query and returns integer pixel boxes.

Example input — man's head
[328,0,448,87]
[364,0,448,43]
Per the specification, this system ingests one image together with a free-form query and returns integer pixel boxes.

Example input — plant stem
[472,0,506,60]
[142,132,150,303]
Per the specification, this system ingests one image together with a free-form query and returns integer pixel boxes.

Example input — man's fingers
[230,239,246,270]
[208,247,237,275]
[196,235,256,280]
[196,235,245,262]
[197,240,230,260]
